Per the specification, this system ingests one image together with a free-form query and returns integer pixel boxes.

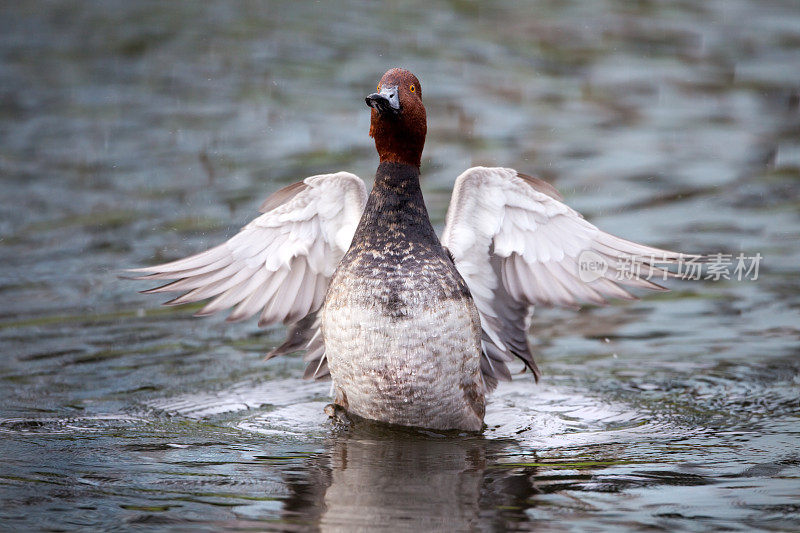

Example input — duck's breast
[321,243,485,431]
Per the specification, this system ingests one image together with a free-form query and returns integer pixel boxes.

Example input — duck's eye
[409,85,415,93]
[377,84,381,91]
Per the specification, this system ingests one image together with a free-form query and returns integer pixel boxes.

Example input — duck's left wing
[441,167,692,390]
[127,171,367,380]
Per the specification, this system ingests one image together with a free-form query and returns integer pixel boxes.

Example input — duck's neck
[352,161,438,243]
[373,161,422,192]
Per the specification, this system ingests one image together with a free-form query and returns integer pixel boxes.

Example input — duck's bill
[365,85,400,114]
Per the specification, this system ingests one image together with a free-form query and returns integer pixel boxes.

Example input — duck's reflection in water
[280,423,541,531]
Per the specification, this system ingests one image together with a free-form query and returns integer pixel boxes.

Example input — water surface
[1,1,799,530]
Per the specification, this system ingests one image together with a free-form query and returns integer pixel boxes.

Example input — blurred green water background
[1,1,799,530]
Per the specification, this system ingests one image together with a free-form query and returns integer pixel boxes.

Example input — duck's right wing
[442,167,695,391]
[127,171,367,380]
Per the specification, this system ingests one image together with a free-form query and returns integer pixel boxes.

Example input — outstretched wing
[441,167,694,390]
[128,172,367,380]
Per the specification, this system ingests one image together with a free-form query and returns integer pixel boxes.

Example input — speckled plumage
[322,162,485,431]
[130,67,692,433]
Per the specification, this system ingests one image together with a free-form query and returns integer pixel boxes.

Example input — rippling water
[2,1,799,530]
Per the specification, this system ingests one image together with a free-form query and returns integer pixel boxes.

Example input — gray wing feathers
[129,172,366,380]
[442,166,694,390]
[265,311,329,380]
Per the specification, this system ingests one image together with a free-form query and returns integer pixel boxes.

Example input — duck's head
[366,68,427,168]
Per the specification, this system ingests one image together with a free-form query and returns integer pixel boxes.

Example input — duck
[130,67,689,432]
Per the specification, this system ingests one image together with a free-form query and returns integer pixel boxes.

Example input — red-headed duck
[130,68,691,431]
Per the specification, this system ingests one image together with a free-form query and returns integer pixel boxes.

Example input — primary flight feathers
[129,167,691,388]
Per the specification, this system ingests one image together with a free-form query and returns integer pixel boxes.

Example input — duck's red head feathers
[366,68,427,168]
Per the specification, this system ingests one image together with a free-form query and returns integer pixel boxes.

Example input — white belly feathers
[322,292,484,431]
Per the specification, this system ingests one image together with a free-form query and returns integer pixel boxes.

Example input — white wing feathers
[128,172,367,379]
[131,166,686,389]
[442,167,692,390]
